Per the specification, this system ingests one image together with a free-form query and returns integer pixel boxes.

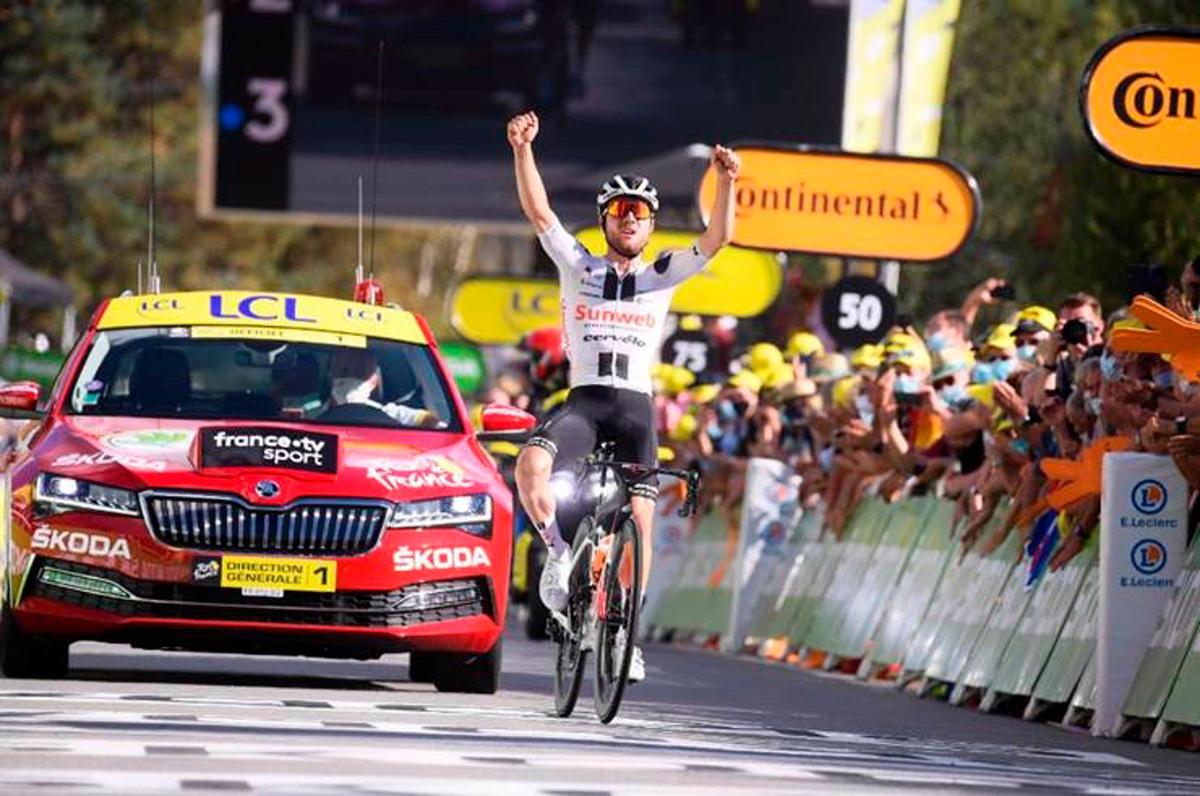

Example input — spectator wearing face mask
[1011,305,1056,366]
[972,324,1019,385]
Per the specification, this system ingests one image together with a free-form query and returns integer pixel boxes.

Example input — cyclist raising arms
[507,111,740,682]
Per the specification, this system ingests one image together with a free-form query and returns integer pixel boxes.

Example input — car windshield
[65,328,461,432]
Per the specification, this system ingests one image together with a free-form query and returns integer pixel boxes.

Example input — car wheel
[408,651,437,684]
[433,639,502,694]
[0,609,69,679]
[524,546,549,641]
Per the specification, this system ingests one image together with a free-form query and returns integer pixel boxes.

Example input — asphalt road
[289,0,847,227]
[1,618,1198,794]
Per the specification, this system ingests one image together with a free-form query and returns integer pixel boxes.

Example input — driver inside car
[328,348,441,428]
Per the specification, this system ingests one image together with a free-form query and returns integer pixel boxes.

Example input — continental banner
[1081,26,1200,175]
[697,146,980,262]
[746,508,824,644]
[895,0,963,158]
[842,0,906,153]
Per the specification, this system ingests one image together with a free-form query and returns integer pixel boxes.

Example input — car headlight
[390,493,492,537]
[35,474,139,517]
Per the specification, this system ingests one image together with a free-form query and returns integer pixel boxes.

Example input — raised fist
[712,145,740,180]
[507,112,539,148]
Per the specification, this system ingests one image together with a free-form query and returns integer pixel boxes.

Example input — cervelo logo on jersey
[393,545,491,572]
[574,304,657,328]
[31,526,131,559]
[582,333,647,348]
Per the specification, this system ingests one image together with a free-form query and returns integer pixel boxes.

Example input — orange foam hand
[1111,296,1200,380]
[1038,436,1132,511]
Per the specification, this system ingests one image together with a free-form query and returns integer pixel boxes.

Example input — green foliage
[0,1,459,336]
[899,0,1200,322]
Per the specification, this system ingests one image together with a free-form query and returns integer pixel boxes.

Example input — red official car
[0,289,533,692]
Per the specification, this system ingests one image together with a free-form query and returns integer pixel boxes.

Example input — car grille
[141,492,389,556]
[29,559,491,629]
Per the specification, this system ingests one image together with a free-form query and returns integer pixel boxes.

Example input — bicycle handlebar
[577,456,703,518]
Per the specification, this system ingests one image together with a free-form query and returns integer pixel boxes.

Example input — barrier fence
[645,457,1200,748]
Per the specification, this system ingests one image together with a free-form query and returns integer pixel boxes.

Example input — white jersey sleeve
[639,243,711,291]
[537,221,590,274]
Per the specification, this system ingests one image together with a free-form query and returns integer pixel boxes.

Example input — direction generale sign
[1082,26,1200,175]
[697,145,980,262]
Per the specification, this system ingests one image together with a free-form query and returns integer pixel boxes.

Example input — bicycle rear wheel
[593,515,642,724]
[553,520,593,717]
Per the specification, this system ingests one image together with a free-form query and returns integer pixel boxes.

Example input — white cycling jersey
[538,221,710,394]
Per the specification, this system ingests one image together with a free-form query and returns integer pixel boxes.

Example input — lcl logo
[1112,71,1197,129]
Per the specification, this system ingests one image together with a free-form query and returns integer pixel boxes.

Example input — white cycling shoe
[627,645,645,684]
[539,549,572,612]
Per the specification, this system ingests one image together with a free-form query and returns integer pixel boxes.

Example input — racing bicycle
[548,443,700,723]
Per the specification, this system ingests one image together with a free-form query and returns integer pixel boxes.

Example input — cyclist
[506,110,740,682]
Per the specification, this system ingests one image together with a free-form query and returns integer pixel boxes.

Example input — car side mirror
[476,404,536,443]
[0,381,43,419]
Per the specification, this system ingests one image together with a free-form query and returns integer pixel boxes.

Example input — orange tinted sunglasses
[603,198,654,220]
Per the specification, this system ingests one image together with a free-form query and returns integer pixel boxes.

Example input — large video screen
[201,0,848,229]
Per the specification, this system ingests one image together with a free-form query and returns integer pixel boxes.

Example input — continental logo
[696,146,979,263]
[1082,27,1200,175]
[1112,71,1196,128]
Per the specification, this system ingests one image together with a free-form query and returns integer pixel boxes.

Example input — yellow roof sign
[98,291,426,345]
[1082,26,1200,176]
[697,145,979,262]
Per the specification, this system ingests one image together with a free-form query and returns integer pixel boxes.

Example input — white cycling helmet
[596,174,660,214]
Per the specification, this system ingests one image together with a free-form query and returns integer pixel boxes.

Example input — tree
[899,0,1200,322]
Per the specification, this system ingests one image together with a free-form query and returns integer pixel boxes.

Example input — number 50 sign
[820,276,896,348]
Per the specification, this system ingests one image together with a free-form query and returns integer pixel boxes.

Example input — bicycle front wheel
[593,515,642,724]
[553,519,593,718]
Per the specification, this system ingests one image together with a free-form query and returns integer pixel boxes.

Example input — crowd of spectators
[490,258,1200,572]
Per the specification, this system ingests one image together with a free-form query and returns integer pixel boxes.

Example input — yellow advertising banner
[99,291,426,344]
[696,145,979,262]
[896,0,963,158]
[450,230,782,345]
[841,0,906,153]
[1082,26,1200,175]
[574,228,781,317]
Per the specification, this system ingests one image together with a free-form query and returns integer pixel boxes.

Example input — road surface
[1,620,1198,793]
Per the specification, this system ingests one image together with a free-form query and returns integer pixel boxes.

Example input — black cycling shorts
[525,385,659,499]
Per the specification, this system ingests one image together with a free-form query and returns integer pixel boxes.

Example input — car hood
[34,417,497,506]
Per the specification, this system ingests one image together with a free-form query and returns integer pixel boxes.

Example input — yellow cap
[831,375,861,409]
[679,314,704,332]
[666,366,697,395]
[1013,305,1057,335]
[810,352,851,382]
[761,363,795,390]
[541,387,570,412]
[469,404,485,431]
[983,323,1017,354]
[850,343,884,370]
[485,441,522,458]
[668,412,698,442]
[966,383,995,408]
[785,331,825,359]
[689,383,721,404]
[728,369,764,392]
[743,342,784,375]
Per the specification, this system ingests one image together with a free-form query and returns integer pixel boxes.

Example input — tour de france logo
[1131,538,1168,576]
[1131,478,1167,515]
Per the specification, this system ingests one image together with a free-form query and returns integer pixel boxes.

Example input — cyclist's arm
[513,142,558,234]
[697,145,739,258]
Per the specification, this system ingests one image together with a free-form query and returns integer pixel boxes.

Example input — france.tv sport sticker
[1130,538,1168,576]
[200,427,338,474]
[1130,478,1167,515]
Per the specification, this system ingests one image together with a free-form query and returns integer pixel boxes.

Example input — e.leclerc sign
[1081,26,1200,175]
[696,144,980,262]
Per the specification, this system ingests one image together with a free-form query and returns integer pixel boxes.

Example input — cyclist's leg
[517,392,597,555]
[609,390,659,594]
